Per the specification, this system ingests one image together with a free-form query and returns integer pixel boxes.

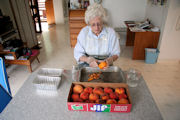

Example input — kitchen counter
[0,70,163,120]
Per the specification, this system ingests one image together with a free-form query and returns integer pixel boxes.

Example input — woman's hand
[98,57,114,69]
[105,57,114,66]
[87,57,99,67]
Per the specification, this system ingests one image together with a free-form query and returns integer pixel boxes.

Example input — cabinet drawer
[69,20,85,24]
[69,22,86,28]
[70,28,82,34]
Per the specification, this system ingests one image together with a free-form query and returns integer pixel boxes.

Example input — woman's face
[89,16,103,36]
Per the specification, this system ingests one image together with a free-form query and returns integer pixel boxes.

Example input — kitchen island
[0,69,163,120]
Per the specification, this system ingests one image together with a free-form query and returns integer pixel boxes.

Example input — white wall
[158,0,180,60]
[145,3,169,29]
[145,2,169,49]
[93,0,147,28]
[53,0,64,24]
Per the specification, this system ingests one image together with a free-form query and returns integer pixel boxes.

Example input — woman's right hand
[87,57,98,67]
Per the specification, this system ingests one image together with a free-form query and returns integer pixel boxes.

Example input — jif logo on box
[89,104,111,112]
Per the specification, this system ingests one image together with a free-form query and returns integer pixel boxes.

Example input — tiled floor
[6,23,180,120]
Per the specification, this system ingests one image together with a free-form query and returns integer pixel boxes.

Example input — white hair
[85,3,107,25]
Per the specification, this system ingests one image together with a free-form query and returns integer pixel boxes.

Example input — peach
[84,100,94,103]
[118,98,129,104]
[89,93,99,101]
[109,92,118,99]
[98,61,107,69]
[76,98,83,102]
[118,93,127,100]
[89,100,95,103]
[106,99,117,104]
[104,87,113,94]
[93,87,104,95]
[115,87,125,94]
[95,99,106,104]
[71,93,80,101]
[101,93,109,101]
[84,87,93,94]
[80,92,89,100]
[73,84,84,94]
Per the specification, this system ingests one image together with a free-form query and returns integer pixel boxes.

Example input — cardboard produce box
[67,82,132,112]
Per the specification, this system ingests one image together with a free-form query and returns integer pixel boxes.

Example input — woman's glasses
[90,22,102,27]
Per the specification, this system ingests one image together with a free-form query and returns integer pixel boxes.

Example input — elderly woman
[74,3,120,68]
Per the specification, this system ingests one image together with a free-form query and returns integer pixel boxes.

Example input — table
[125,21,160,60]
[0,49,40,72]
[0,70,163,120]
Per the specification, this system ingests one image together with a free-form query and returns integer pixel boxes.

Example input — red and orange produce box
[67,82,132,112]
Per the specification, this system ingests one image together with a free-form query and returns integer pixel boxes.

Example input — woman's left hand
[98,57,113,69]
[105,57,113,66]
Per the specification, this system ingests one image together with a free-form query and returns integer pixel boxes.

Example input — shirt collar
[88,26,107,39]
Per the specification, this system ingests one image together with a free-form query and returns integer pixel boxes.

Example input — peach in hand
[98,61,107,69]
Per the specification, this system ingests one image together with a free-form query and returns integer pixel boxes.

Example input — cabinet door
[70,34,78,47]
[70,28,82,34]
[45,0,55,25]
[71,39,77,47]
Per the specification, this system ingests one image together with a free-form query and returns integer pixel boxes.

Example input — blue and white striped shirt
[74,26,120,62]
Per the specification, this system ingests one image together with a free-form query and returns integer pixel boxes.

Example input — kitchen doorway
[29,0,55,32]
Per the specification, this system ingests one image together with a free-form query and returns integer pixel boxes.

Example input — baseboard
[157,59,180,64]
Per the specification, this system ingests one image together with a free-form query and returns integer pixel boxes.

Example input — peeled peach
[93,87,104,95]
[106,99,117,104]
[80,92,89,100]
[115,87,125,94]
[109,92,118,99]
[98,61,107,69]
[84,87,93,94]
[89,93,99,101]
[104,87,113,94]
[73,84,84,94]
[118,98,129,104]
[101,93,109,101]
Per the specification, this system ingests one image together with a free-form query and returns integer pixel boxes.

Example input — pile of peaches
[71,84,129,104]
